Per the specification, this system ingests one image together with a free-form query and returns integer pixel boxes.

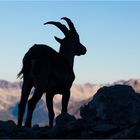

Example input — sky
[0,1,140,84]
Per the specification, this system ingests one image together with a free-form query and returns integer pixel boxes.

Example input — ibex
[17,17,87,127]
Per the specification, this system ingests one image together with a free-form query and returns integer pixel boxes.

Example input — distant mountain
[0,78,140,126]
[0,80,22,89]
[113,79,140,93]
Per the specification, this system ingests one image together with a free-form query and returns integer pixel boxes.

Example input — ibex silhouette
[17,17,87,127]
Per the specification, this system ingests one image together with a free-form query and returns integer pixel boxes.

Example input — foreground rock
[80,85,140,138]
[1,85,140,138]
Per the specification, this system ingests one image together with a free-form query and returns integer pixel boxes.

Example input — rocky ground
[1,84,140,139]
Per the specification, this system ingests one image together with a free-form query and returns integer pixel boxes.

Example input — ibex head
[44,17,87,56]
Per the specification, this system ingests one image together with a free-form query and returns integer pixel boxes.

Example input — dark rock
[46,113,77,139]
[93,123,117,132]
[80,85,140,138]
[32,124,40,130]
[108,126,137,139]
[55,112,76,126]
[0,120,17,138]
[1,85,140,139]
[81,85,140,129]
[0,120,16,132]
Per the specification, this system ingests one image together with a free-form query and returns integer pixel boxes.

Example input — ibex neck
[68,55,74,68]
[60,52,75,68]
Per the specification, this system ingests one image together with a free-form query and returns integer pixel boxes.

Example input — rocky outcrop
[80,85,140,138]
[1,85,140,139]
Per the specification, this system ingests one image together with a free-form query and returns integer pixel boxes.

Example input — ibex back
[17,17,87,127]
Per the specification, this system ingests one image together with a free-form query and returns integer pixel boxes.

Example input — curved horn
[44,21,68,36]
[61,17,76,32]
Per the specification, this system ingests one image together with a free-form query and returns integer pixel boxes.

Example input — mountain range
[0,78,140,126]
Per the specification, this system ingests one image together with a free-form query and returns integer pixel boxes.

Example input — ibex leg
[61,90,70,113]
[46,94,54,127]
[18,80,32,127]
[25,88,43,127]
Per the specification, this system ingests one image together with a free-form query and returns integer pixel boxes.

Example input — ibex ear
[54,36,62,44]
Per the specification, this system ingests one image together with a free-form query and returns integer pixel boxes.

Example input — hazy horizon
[0,1,140,84]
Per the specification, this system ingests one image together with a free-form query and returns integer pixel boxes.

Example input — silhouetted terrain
[0,80,101,125]
[0,79,140,125]
[1,84,140,138]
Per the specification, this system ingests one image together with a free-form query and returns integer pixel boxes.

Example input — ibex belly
[31,59,75,93]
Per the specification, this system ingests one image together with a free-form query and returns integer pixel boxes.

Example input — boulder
[0,120,17,138]
[46,113,77,138]
[80,85,140,138]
